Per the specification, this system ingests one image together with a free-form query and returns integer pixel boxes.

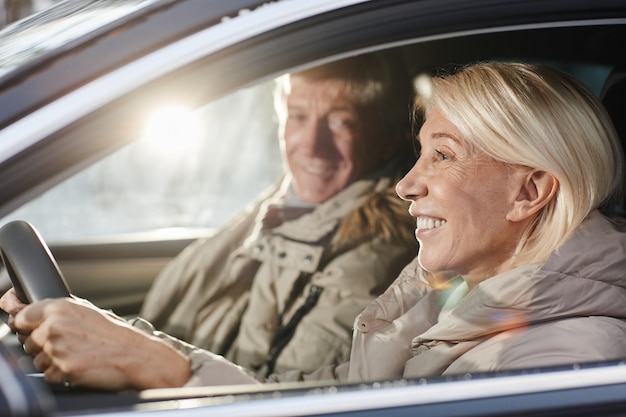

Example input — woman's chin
[417,252,450,275]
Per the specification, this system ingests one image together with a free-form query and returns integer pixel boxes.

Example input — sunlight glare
[142,106,203,153]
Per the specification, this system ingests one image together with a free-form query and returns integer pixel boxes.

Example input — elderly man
[139,52,417,376]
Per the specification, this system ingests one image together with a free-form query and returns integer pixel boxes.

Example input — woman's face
[396,107,527,286]
[282,76,390,204]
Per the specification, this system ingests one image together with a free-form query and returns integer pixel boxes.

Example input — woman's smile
[415,216,447,240]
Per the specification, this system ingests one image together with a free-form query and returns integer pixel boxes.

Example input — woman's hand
[0,289,191,391]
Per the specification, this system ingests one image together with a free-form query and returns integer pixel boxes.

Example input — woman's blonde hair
[419,61,624,265]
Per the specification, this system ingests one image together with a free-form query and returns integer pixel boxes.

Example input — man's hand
[1,288,29,344]
[1,288,191,391]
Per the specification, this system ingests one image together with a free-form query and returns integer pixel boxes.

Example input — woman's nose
[396,162,425,201]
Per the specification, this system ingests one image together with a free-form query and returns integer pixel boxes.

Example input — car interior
[1,19,626,416]
[54,22,626,313]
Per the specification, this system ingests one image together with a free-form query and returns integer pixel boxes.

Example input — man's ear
[506,169,559,222]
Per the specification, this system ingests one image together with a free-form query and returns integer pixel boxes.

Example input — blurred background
[1,0,61,28]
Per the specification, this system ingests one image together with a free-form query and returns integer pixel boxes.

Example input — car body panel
[40,361,626,416]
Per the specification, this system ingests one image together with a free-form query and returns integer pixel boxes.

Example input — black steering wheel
[0,220,71,303]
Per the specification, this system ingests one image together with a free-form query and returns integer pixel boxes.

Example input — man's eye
[328,115,354,131]
[287,113,306,123]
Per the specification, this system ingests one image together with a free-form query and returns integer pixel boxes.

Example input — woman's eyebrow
[432,131,461,144]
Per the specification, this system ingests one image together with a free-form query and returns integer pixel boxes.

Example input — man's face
[282,76,390,204]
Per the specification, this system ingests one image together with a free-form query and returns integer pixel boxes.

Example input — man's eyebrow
[328,104,356,113]
[286,104,354,112]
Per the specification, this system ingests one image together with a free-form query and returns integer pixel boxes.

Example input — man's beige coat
[139,164,417,375]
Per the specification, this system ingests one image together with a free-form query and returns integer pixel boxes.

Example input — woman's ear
[506,169,559,222]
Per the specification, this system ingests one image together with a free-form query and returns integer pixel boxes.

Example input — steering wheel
[0,220,71,303]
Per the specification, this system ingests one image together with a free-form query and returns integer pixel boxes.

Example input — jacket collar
[268,158,401,243]
[419,211,626,342]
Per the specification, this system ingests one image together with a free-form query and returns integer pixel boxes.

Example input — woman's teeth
[416,217,446,230]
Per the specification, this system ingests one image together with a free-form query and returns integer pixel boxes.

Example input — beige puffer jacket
[349,211,626,381]
[139,160,417,376]
[134,210,626,386]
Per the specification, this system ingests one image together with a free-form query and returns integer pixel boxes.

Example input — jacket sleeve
[131,317,262,386]
[131,317,349,386]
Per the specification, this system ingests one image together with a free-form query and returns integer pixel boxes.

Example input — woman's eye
[435,149,448,160]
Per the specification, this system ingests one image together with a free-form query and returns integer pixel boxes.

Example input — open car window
[0,80,283,242]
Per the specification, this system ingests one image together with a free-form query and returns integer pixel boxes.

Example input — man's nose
[302,119,333,155]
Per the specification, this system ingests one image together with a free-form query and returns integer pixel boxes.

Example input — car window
[0,80,283,242]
